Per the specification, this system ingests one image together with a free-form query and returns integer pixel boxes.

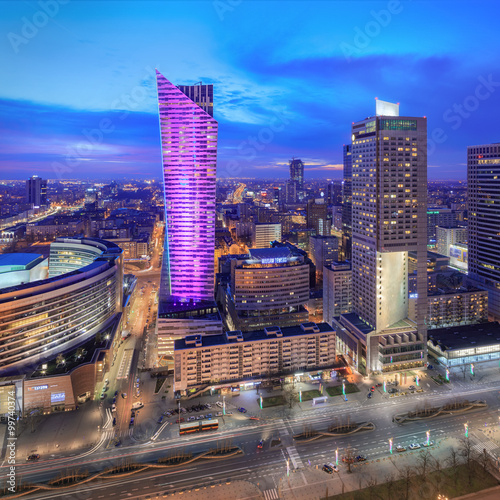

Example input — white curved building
[0,238,123,376]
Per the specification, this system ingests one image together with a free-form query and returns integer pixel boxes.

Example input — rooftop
[0,253,44,271]
[174,322,334,350]
[428,322,500,351]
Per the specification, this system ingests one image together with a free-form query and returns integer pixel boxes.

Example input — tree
[56,353,65,366]
[459,436,476,485]
[282,384,299,409]
[446,448,461,488]
[343,444,356,474]
[384,473,396,500]
[398,466,414,500]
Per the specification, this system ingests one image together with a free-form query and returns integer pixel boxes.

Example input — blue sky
[1,0,499,180]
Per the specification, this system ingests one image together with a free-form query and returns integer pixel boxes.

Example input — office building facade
[252,222,282,249]
[436,225,467,257]
[156,70,218,302]
[334,100,428,374]
[342,144,353,259]
[323,261,352,324]
[467,142,500,320]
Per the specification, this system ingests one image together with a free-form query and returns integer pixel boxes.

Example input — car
[131,409,136,417]
[322,464,333,473]
[207,413,213,419]
[216,401,223,407]
[102,386,108,392]
[176,417,185,423]
[114,440,121,447]
[226,411,233,415]
[100,393,106,400]
[250,416,260,420]
[367,392,372,398]
[375,383,382,387]
[112,397,116,404]
[409,443,421,450]
[122,393,127,399]
[157,416,164,424]
[26,454,40,461]
[370,386,375,392]
[238,407,247,413]
[129,418,134,427]
[408,385,416,391]
[197,415,204,420]
[187,416,196,422]
[112,417,116,426]
[205,403,212,408]
[422,441,435,447]
[111,404,116,412]
[257,440,264,449]
[114,390,118,397]
[136,377,140,384]
[389,388,398,394]
[105,378,109,385]
[216,411,223,417]
[327,462,339,472]
[136,383,140,389]
[356,455,367,462]
[396,445,406,452]
[427,365,434,370]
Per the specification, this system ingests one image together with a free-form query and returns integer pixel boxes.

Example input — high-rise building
[289,158,304,190]
[436,225,467,257]
[468,142,500,320]
[156,70,218,302]
[309,235,339,284]
[342,144,352,259]
[26,175,47,207]
[323,261,352,324]
[285,179,297,204]
[307,198,330,236]
[333,100,428,374]
[177,83,214,117]
[252,222,282,248]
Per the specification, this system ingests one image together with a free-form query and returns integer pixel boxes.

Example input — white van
[132,402,144,410]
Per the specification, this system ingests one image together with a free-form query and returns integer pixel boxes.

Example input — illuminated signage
[51,392,65,403]
[28,385,48,392]
[261,257,288,264]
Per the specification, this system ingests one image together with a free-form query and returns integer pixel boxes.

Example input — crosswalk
[277,419,289,436]
[472,439,499,457]
[286,446,304,469]
[263,488,279,500]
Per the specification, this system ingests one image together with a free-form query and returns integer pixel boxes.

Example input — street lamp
[445,368,450,382]
[389,438,393,454]
[383,379,386,393]
[464,422,469,438]
[416,375,420,387]
[470,363,475,376]
[223,395,226,415]
[426,430,430,446]
[335,448,339,465]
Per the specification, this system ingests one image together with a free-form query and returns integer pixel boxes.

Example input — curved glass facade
[0,238,122,375]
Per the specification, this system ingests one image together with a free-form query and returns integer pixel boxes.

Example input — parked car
[205,403,212,408]
[112,417,116,426]
[100,393,106,400]
[176,417,185,423]
[396,445,406,452]
[197,415,204,420]
[114,390,118,397]
[216,401,223,407]
[250,416,260,420]
[375,383,382,387]
[409,443,421,450]
[157,416,164,424]
[26,454,40,461]
[187,416,196,422]
[370,386,375,392]
[129,418,134,427]
[238,407,247,413]
[121,393,127,399]
[327,462,338,472]
[216,411,223,417]
[356,455,367,462]
[206,413,213,419]
[226,411,233,415]
[408,385,416,391]
[422,441,435,447]
[111,404,116,412]
[367,393,372,399]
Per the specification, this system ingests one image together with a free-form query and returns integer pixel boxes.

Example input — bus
[179,418,219,435]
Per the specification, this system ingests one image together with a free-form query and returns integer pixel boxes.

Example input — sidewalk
[162,480,263,499]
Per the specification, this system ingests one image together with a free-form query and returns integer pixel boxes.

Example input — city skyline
[2,1,500,180]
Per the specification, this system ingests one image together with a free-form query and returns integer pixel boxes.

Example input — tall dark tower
[26,175,47,207]
[289,158,304,189]
[342,144,352,259]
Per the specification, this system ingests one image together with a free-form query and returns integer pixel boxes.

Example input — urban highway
[4,377,500,499]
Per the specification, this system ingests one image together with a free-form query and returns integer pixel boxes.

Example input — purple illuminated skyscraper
[156,70,218,301]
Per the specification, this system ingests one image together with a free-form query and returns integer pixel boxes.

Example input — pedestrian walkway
[161,480,263,499]
[286,446,304,469]
[263,488,279,499]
